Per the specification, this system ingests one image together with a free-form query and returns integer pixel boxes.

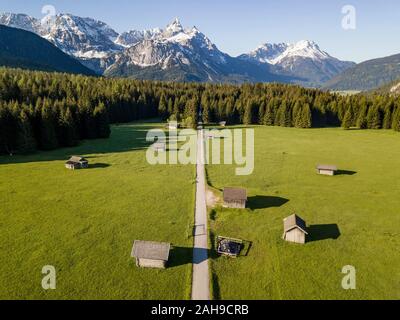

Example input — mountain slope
[240,41,355,86]
[0,12,121,74]
[324,53,400,91]
[371,79,400,95]
[0,25,95,75]
[0,12,40,33]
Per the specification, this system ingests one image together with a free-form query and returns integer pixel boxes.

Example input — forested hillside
[325,53,400,91]
[0,68,399,155]
[0,25,95,76]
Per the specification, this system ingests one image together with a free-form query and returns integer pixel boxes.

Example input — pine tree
[16,109,36,153]
[167,98,174,115]
[0,104,18,154]
[202,103,211,124]
[292,101,302,128]
[58,107,78,147]
[94,102,111,138]
[382,102,393,129]
[367,106,381,129]
[263,101,275,126]
[392,107,400,132]
[158,94,168,120]
[342,108,353,129]
[300,104,312,128]
[243,100,253,125]
[356,103,368,129]
[39,102,58,150]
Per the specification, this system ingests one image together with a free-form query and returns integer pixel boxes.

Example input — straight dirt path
[191,128,210,300]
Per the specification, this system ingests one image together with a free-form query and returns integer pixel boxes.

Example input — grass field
[207,126,400,300]
[0,122,195,300]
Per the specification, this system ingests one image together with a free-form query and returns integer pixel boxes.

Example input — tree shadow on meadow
[247,196,289,210]
[0,123,159,165]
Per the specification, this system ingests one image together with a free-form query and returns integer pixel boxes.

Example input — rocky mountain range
[239,41,355,86]
[0,12,357,86]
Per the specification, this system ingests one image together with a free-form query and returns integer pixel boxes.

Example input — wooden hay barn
[223,187,247,209]
[65,156,89,170]
[282,214,308,244]
[317,164,338,176]
[131,240,171,269]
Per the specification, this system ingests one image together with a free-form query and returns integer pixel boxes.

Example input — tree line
[0,67,399,155]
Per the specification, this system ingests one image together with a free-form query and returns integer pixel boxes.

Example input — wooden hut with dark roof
[65,156,89,170]
[282,214,308,244]
[131,240,171,269]
[223,187,247,209]
[317,164,338,176]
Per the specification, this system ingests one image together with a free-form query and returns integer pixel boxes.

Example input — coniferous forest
[0,67,399,155]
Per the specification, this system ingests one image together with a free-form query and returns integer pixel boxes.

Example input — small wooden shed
[152,142,166,152]
[131,240,171,269]
[317,165,338,176]
[282,214,308,244]
[65,156,89,170]
[223,187,247,209]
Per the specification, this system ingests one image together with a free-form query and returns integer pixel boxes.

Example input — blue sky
[1,0,399,62]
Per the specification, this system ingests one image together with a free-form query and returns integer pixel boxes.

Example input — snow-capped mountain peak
[270,40,330,64]
[240,40,355,85]
[163,18,184,37]
[0,12,41,33]
[245,40,331,65]
[42,13,120,58]
[247,42,289,64]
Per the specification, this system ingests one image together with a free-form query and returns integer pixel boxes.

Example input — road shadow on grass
[212,273,221,300]
[247,196,289,210]
[336,170,357,176]
[307,224,341,242]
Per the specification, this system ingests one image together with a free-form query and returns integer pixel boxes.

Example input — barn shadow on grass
[168,246,193,268]
[169,246,215,268]
[336,170,357,176]
[88,163,111,169]
[307,224,341,242]
[247,196,289,210]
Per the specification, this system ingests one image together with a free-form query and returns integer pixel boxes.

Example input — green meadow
[207,126,400,300]
[1,122,399,300]
[0,122,195,300]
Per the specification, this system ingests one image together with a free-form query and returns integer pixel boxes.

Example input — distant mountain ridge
[0,24,95,75]
[239,40,355,86]
[0,12,355,85]
[324,53,400,91]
